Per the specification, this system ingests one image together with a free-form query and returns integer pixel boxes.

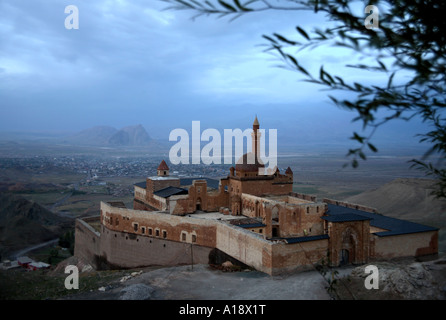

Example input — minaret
[251,115,261,160]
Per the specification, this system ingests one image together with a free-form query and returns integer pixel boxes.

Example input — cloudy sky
[0,0,429,150]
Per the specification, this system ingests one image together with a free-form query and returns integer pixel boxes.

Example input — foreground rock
[337,257,446,300]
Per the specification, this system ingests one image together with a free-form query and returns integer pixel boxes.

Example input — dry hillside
[344,178,446,252]
[0,193,72,259]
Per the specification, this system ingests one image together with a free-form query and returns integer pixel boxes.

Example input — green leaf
[297,65,310,76]
[233,0,252,11]
[358,151,367,160]
[377,60,387,71]
[286,54,298,67]
[296,26,310,40]
[262,34,278,44]
[218,0,237,11]
[274,33,297,45]
[351,132,365,143]
[387,71,395,89]
[367,143,378,152]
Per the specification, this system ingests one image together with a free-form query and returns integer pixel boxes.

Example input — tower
[157,160,169,177]
[251,115,261,159]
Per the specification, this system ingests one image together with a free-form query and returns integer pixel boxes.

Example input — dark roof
[326,203,438,237]
[230,218,266,229]
[285,234,329,244]
[107,201,127,209]
[135,177,220,190]
[238,223,266,229]
[180,177,220,190]
[153,186,188,198]
[321,213,372,222]
[134,181,146,189]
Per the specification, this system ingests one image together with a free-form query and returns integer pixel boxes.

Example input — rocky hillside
[0,193,72,259]
[108,125,152,146]
[345,178,446,220]
[67,126,118,146]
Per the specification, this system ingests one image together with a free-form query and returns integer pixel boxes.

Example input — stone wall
[216,222,269,273]
[373,231,438,259]
[146,177,180,195]
[74,217,101,269]
[76,201,439,276]
[215,221,327,275]
[323,198,377,213]
[168,181,229,215]
[269,239,329,274]
[101,202,218,248]
[326,220,371,266]
[98,226,213,268]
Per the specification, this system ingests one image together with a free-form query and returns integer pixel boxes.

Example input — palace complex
[75,117,438,275]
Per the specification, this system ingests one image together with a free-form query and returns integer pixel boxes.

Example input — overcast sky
[0,0,430,149]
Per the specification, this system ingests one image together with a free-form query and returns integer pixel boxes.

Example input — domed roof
[235,152,264,173]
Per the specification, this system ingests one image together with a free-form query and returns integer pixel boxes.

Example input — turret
[157,160,169,176]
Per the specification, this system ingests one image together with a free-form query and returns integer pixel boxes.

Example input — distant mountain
[0,193,72,259]
[108,125,152,146]
[66,124,153,147]
[68,126,118,146]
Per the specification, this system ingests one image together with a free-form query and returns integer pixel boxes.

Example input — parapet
[322,198,377,213]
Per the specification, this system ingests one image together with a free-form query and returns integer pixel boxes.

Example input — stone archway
[271,206,279,222]
[340,228,358,265]
[340,249,349,265]
[196,197,202,211]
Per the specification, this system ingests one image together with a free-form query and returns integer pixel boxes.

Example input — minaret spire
[252,115,261,160]
[253,115,259,130]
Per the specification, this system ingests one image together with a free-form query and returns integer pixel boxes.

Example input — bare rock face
[350,260,446,300]
[108,125,152,146]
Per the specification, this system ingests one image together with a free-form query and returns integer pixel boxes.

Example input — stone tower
[251,115,261,159]
[157,160,169,177]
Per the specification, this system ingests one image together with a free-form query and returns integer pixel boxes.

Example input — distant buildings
[75,117,439,275]
[9,256,50,271]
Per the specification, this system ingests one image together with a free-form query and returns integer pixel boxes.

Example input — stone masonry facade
[75,117,439,275]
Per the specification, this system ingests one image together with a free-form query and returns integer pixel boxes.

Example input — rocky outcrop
[348,259,446,300]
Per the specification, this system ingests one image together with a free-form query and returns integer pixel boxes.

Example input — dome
[235,152,264,173]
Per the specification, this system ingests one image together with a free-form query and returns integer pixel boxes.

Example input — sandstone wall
[74,217,101,268]
[373,231,438,259]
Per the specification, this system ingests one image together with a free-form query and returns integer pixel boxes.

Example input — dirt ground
[62,264,333,300]
[60,254,446,301]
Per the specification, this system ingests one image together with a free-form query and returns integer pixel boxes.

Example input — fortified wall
[75,202,330,275]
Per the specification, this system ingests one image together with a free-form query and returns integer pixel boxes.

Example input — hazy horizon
[0,0,432,153]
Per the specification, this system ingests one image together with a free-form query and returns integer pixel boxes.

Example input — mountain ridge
[66,124,153,147]
[0,193,73,259]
